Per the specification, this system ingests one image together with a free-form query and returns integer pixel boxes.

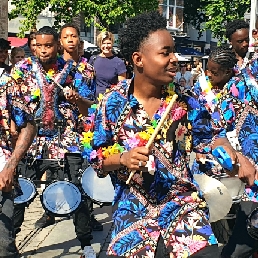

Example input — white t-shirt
[175,71,193,86]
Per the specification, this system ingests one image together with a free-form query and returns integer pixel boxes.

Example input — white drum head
[14,178,36,204]
[81,166,115,203]
[42,181,81,216]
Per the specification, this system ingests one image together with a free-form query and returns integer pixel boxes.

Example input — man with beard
[12,26,96,258]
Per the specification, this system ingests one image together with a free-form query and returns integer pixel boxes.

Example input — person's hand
[120,147,150,170]
[64,87,80,104]
[196,153,206,164]
[0,168,14,192]
[236,152,256,186]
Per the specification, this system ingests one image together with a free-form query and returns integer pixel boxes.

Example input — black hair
[59,23,80,37]
[0,38,11,50]
[225,19,249,40]
[36,26,59,42]
[209,45,238,69]
[28,31,36,48]
[118,11,167,63]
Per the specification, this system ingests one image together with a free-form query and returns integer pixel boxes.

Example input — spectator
[10,47,25,68]
[174,62,193,87]
[28,31,37,56]
[191,59,203,83]
[89,31,126,97]
[0,38,11,73]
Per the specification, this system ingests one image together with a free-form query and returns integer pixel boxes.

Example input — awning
[8,37,27,47]
[177,47,204,56]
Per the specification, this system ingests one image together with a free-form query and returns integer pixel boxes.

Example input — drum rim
[42,180,82,215]
[14,178,37,204]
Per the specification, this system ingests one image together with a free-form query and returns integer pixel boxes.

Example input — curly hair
[0,38,11,50]
[118,11,167,62]
[209,45,238,69]
[60,23,80,37]
[225,19,249,40]
[36,26,59,42]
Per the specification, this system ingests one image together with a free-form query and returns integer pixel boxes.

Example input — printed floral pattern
[87,79,222,257]
[9,56,95,159]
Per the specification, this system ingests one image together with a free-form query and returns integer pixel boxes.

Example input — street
[16,192,113,258]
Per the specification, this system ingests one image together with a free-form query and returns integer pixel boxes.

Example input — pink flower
[230,83,239,97]
[171,107,187,121]
[149,231,160,241]
[90,150,97,160]
[127,137,140,148]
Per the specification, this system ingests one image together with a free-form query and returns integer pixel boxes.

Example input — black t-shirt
[0,63,11,74]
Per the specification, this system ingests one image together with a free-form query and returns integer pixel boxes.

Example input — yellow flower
[81,131,93,144]
[12,72,21,80]
[78,63,85,72]
[32,88,40,97]
[199,201,207,208]
[193,235,205,241]
[47,69,55,78]
[191,192,198,201]
[145,126,155,135]
[138,131,151,140]
[97,93,103,102]
[102,147,111,158]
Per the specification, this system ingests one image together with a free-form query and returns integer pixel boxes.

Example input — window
[159,0,184,30]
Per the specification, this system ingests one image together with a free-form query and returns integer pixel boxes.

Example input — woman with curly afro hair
[87,11,238,258]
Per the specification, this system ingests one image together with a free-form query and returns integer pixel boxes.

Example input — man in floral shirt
[10,26,96,257]
[85,12,239,258]
[0,66,36,257]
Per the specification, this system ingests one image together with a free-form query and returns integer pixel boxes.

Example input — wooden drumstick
[126,94,178,184]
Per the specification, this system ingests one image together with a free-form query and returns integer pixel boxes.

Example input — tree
[184,0,251,42]
[9,0,159,37]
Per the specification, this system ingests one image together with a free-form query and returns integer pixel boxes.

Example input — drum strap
[113,102,131,143]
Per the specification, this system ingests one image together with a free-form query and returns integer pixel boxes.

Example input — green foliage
[9,0,159,37]
[184,0,251,42]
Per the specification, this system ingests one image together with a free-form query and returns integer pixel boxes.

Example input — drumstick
[126,94,178,184]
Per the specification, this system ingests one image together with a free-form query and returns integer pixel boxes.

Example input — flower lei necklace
[81,84,178,161]
[200,77,228,111]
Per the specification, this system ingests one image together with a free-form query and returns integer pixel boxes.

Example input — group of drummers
[2,11,258,258]
[0,23,101,258]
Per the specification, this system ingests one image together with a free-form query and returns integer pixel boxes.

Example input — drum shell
[218,176,245,203]
[41,180,82,217]
[14,178,37,206]
[81,166,115,205]
[247,207,258,240]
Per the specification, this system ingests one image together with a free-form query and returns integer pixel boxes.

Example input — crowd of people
[0,10,258,258]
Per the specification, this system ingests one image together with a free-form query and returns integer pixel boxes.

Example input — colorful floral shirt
[9,56,95,159]
[86,80,224,257]
[191,77,243,190]
[0,71,34,196]
[213,62,258,202]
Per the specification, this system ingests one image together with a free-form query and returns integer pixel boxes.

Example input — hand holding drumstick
[124,94,178,184]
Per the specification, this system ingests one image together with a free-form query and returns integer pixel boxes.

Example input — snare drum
[14,178,37,205]
[81,166,115,204]
[41,180,82,216]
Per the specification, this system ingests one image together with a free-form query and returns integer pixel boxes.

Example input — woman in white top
[174,63,193,87]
